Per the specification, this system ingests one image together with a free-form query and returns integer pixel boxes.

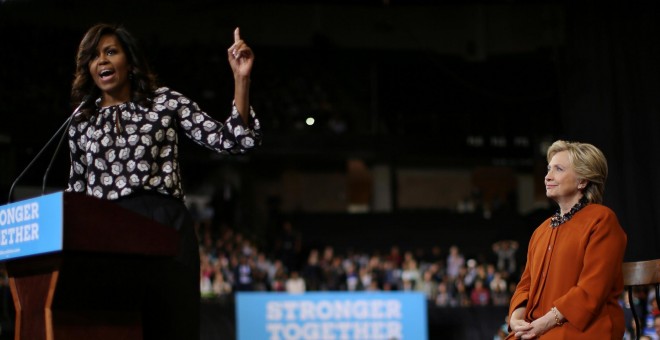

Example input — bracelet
[551,307,565,326]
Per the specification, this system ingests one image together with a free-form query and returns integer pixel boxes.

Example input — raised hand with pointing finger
[228,27,254,124]
[228,27,254,78]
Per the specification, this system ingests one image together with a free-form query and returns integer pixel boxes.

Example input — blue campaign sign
[0,192,63,260]
[236,291,428,340]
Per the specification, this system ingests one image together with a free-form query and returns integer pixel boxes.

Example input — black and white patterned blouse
[66,87,262,200]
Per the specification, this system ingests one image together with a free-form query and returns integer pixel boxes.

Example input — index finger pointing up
[234,27,241,43]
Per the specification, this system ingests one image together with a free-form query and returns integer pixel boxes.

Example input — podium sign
[0,192,63,260]
[237,292,428,340]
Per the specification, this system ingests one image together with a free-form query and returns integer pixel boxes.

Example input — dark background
[2,0,656,259]
[1,1,660,338]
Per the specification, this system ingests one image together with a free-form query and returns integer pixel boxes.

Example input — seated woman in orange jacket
[507,140,627,339]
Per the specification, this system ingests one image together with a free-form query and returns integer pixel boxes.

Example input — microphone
[7,97,89,203]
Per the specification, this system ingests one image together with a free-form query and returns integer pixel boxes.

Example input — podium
[0,192,179,340]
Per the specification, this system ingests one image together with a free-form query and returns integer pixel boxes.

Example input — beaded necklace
[550,196,588,228]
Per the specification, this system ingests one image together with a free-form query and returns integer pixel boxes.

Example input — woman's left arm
[227,27,253,124]
[175,28,260,154]
[553,209,627,331]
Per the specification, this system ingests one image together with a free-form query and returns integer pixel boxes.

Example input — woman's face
[88,34,131,105]
[545,150,583,203]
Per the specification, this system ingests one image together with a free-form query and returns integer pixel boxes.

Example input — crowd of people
[197,221,660,339]
[199,221,520,309]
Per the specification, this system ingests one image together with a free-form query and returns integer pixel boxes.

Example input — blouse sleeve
[168,90,262,154]
[553,209,627,331]
[66,121,87,193]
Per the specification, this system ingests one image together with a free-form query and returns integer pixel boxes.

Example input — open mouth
[99,69,115,80]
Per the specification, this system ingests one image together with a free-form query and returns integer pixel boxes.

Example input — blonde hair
[547,140,608,204]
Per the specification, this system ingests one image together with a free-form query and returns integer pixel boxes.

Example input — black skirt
[114,191,200,340]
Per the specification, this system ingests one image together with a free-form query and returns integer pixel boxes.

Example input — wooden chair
[622,259,660,340]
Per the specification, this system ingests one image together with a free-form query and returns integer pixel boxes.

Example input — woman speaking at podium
[65,23,261,339]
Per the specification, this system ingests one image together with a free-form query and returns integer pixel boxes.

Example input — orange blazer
[507,204,627,339]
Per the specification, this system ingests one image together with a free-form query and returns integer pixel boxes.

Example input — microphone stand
[7,99,87,204]
[42,116,76,194]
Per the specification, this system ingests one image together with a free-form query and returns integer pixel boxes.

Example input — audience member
[446,245,465,279]
[401,259,422,291]
[211,267,232,299]
[301,249,324,291]
[324,257,346,291]
[285,271,306,294]
[490,271,510,306]
[492,240,519,275]
[274,221,302,271]
[418,270,438,301]
[345,262,361,291]
[436,281,457,307]
[233,255,254,291]
[471,279,491,306]
[455,280,471,307]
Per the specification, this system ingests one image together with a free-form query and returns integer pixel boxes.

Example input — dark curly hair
[71,23,158,118]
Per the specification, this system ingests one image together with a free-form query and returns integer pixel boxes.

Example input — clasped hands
[509,307,558,339]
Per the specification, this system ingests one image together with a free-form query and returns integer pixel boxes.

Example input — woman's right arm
[508,236,536,336]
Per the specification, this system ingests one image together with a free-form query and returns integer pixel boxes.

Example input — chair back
[622,259,660,340]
